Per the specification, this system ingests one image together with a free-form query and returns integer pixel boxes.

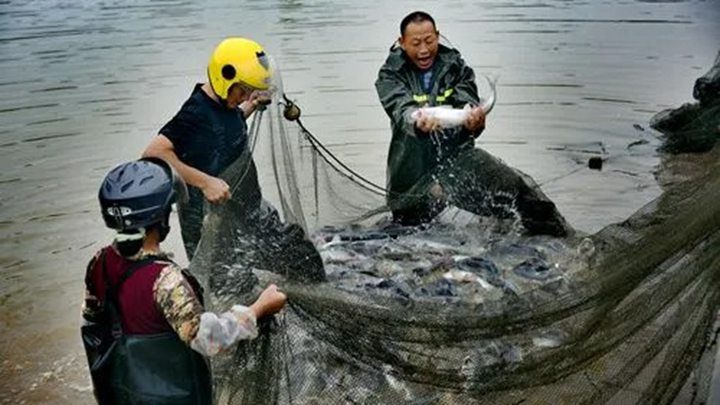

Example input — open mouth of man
[416,56,433,69]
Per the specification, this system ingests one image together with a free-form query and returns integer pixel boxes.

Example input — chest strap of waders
[101,251,163,339]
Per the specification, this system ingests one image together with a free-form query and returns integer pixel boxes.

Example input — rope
[294,117,389,196]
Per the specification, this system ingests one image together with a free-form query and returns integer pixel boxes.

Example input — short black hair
[400,11,436,36]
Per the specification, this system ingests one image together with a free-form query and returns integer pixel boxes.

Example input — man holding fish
[376,11,570,237]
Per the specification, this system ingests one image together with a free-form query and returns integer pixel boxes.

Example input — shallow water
[0,0,718,402]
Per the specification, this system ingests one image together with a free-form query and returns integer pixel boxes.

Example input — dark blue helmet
[99,158,187,232]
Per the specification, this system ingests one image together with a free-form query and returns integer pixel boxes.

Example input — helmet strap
[114,228,146,243]
[158,212,171,242]
[159,223,171,242]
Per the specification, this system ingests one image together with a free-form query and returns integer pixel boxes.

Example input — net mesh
[185,56,720,404]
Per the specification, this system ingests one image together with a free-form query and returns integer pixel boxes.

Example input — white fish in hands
[409,74,497,129]
[411,104,472,128]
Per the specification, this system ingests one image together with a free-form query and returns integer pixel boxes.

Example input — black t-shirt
[160,84,248,177]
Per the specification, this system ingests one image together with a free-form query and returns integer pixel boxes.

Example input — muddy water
[0,0,718,402]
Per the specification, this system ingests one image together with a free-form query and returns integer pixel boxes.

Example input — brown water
[0,0,718,402]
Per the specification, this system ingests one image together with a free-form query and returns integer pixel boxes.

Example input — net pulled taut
[186,59,720,404]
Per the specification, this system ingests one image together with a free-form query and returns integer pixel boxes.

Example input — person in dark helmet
[376,11,571,236]
[82,158,287,404]
[142,37,325,282]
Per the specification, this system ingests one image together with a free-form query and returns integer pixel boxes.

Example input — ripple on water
[0,103,58,114]
[22,132,83,143]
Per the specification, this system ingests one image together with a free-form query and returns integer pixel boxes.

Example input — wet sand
[0,0,718,402]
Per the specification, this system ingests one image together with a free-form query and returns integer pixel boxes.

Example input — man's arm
[375,66,426,135]
[452,58,486,136]
[452,58,481,107]
[142,135,230,203]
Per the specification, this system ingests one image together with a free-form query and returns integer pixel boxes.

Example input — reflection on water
[0,0,718,402]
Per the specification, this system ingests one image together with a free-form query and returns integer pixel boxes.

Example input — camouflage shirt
[83,247,257,355]
[153,257,204,344]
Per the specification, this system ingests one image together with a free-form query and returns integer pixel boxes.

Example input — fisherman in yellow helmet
[143,38,272,258]
[144,37,324,282]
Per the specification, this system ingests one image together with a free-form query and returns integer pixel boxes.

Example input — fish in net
[184,52,720,404]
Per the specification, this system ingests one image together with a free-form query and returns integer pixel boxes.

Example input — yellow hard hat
[207,37,271,99]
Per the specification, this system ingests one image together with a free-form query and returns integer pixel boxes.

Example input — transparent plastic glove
[190,305,257,357]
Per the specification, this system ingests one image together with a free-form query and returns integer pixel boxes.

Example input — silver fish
[409,74,498,128]
[478,74,498,114]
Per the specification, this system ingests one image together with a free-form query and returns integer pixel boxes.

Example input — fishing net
[185,54,720,404]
